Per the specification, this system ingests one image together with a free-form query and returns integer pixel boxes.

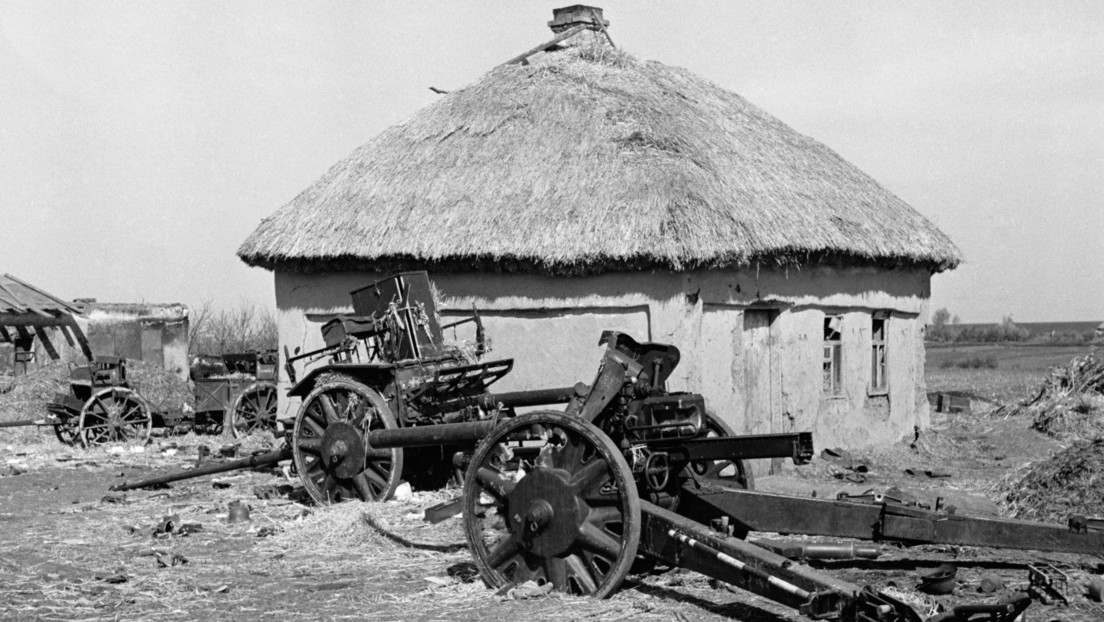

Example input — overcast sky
[1,1,1101,322]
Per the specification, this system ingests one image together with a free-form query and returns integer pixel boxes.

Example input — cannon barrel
[430,385,577,414]
[368,419,497,449]
[0,418,42,428]
[109,446,292,491]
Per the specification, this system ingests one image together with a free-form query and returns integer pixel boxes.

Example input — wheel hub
[508,468,582,557]
[321,421,367,479]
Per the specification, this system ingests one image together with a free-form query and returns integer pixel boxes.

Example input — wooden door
[743,309,781,472]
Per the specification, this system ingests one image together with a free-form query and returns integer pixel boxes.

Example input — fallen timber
[109,446,291,491]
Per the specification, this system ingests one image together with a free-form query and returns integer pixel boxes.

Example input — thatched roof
[239,31,961,275]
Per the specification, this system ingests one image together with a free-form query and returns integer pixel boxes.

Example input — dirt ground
[3,384,1104,620]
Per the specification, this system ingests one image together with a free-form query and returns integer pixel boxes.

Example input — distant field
[948,321,1100,337]
[925,343,1099,405]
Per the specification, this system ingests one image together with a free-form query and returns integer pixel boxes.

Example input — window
[871,313,888,393]
[822,315,842,395]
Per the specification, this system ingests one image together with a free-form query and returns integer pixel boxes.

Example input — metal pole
[109,446,291,491]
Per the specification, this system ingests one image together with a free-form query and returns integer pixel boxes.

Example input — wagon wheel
[291,379,403,504]
[230,382,278,438]
[463,411,641,598]
[78,387,153,448]
[689,410,754,490]
[53,419,80,446]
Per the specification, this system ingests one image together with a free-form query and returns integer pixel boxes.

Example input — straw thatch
[238,35,961,275]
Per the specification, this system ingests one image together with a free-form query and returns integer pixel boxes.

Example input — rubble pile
[997,438,1104,521]
[127,360,193,413]
[1001,351,1104,440]
[0,364,70,424]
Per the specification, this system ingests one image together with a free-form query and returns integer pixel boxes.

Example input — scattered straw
[995,438,1104,521]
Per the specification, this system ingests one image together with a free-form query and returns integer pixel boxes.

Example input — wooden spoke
[485,534,520,569]
[473,467,515,503]
[565,553,600,594]
[577,520,622,559]
[297,437,322,454]
[571,458,610,494]
[318,393,339,425]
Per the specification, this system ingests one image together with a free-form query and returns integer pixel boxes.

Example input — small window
[871,314,888,393]
[822,315,842,395]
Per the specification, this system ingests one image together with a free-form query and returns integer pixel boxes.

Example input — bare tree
[190,301,278,355]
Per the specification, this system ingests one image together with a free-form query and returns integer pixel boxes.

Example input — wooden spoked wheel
[77,387,153,448]
[689,410,754,490]
[463,411,641,598]
[230,382,278,438]
[291,379,403,504]
[53,419,80,446]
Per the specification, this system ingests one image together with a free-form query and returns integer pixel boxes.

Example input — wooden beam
[0,326,11,342]
[498,25,585,68]
[589,8,615,48]
[33,326,60,360]
[63,316,94,362]
[59,324,76,347]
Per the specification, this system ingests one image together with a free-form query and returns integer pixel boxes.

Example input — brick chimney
[548,5,610,34]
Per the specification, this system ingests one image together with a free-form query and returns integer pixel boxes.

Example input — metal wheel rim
[291,379,403,504]
[78,388,152,448]
[230,382,278,438]
[462,411,641,598]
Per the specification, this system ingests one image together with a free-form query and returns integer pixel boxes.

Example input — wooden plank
[498,25,585,68]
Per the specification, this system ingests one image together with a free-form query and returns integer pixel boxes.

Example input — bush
[940,354,999,369]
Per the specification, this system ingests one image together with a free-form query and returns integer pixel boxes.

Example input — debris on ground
[995,438,1104,521]
[998,351,1104,440]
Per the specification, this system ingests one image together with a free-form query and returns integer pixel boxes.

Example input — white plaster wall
[274,266,932,450]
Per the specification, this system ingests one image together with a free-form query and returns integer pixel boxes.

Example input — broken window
[822,315,842,395]
[871,314,888,393]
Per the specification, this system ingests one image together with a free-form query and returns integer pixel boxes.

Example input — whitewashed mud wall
[274,266,931,463]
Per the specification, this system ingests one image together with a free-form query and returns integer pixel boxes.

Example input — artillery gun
[288,313,1091,620]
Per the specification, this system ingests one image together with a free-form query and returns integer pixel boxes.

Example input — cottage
[238,7,960,459]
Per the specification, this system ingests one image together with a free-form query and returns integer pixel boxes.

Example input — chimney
[548,5,610,34]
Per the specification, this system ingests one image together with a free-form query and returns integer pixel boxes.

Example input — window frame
[869,312,889,395]
[822,314,843,396]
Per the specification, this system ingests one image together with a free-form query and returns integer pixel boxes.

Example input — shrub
[940,354,999,369]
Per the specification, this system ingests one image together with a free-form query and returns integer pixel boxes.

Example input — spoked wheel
[78,388,153,448]
[463,411,641,598]
[53,419,79,446]
[689,410,754,490]
[230,382,278,438]
[291,378,403,504]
